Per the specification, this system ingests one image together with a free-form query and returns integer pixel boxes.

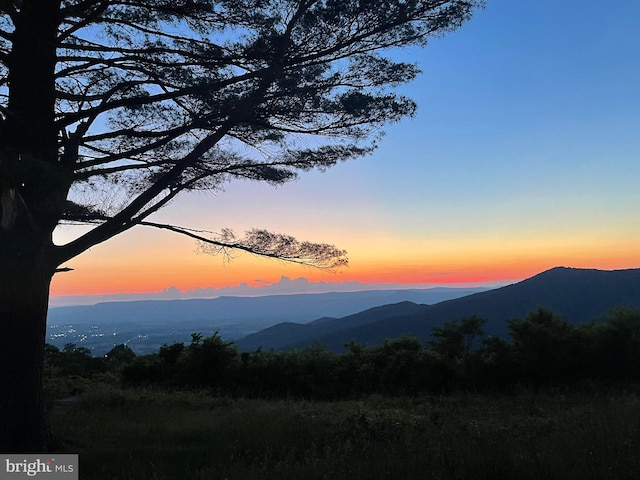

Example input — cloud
[49,275,501,308]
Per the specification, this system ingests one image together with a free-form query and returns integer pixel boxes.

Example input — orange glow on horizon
[50,249,640,298]
[49,218,640,298]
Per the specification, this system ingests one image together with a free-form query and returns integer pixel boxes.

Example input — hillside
[236,267,640,352]
[236,301,430,351]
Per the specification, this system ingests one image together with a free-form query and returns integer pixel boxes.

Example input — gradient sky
[51,0,640,298]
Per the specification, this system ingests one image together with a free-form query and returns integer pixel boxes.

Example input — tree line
[44,306,640,399]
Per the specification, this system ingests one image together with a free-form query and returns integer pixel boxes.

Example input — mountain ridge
[235,267,640,352]
[46,287,487,354]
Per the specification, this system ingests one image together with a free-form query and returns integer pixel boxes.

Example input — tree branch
[139,222,348,270]
[54,122,233,264]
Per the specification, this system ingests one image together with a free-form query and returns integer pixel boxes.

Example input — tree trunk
[0,241,57,452]
[0,0,69,452]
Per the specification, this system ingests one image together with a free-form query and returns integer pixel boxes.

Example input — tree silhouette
[430,315,485,363]
[0,0,483,450]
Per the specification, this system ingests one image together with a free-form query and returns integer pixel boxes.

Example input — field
[50,386,640,480]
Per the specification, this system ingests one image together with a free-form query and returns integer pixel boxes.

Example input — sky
[50,0,640,300]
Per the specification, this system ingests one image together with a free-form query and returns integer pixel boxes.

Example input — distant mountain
[236,301,429,351]
[235,267,640,352]
[46,287,487,354]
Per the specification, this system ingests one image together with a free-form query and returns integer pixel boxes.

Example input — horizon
[49,274,509,308]
[50,0,640,299]
[49,265,640,308]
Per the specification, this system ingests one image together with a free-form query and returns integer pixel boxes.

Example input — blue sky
[52,0,640,298]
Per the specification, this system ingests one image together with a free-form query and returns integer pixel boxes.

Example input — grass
[50,386,640,480]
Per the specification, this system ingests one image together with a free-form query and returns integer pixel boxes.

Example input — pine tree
[0,0,483,450]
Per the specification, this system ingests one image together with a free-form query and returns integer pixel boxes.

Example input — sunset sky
[51,0,640,300]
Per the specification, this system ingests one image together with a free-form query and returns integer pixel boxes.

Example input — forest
[42,306,640,479]
[45,306,640,401]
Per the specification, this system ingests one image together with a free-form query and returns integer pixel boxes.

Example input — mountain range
[48,267,640,355]
[235,267,640,352]
[46,287,486,354]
